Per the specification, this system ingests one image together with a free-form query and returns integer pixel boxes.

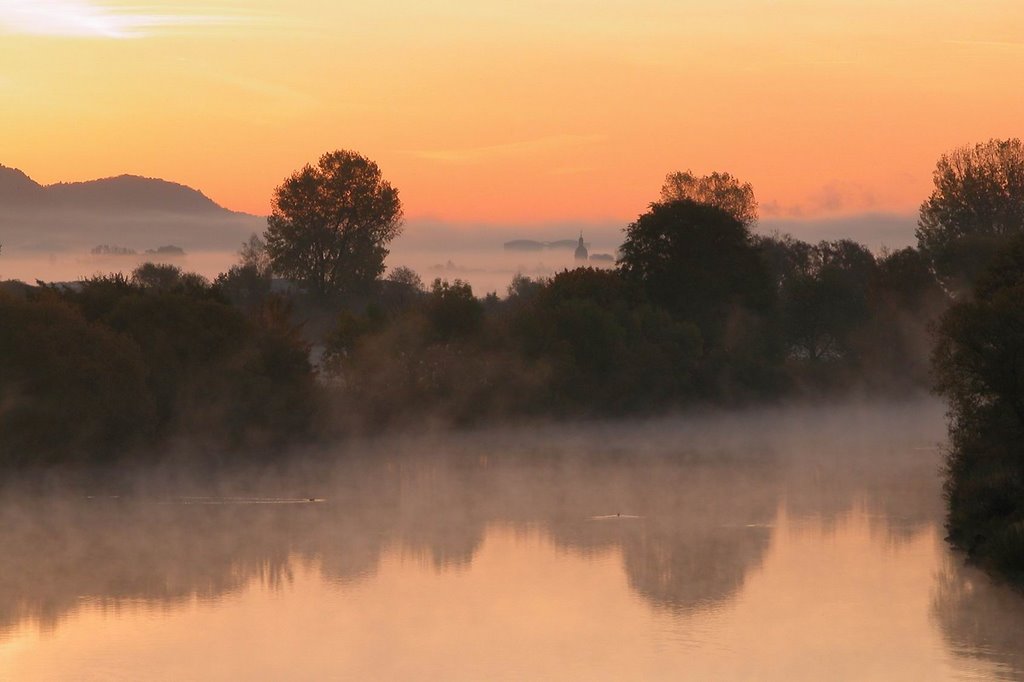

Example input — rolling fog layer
[8,399,947,623]
[0,242,603,295]
[0,247,602,297]
[0,212,917,294]
[2,399,1022,679]
[0,209,262,253]
[0,210,258,285]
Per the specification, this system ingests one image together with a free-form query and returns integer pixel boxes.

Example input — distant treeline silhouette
[3,142,1024,584]
[0,263,316,465]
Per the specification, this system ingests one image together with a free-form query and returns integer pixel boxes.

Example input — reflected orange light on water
[0,510,1004,681]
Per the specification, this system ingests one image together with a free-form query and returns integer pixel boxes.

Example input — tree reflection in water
[0,400,999,658]
[931,557,1024,680]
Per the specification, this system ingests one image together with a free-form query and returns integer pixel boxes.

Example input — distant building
[574,233,589,262]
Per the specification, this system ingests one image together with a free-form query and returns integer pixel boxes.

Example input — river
[0,400,1021,680]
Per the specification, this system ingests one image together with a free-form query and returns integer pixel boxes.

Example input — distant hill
[0,165,235,214]
[0,166,44,203]
[0,165,263,251]
[45,175,229,214]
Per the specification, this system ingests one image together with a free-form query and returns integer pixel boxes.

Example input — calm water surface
[1,401,1022,680]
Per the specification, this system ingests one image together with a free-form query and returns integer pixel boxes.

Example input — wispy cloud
[0,1,245,39]
[403,134,606,164]
[761,183,881,220]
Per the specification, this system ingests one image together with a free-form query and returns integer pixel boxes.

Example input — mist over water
[0,236,604,296]
[1,400,1021,681]
[0,244,597,296]
[1,213,914,295]
[0,250,239,286]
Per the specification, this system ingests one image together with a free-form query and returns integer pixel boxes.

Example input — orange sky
[1,0,1022,223]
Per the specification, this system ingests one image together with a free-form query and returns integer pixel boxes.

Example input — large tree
[659,170,758,226]
[917,138,1024,292]
[617,200,772,345]
[932,235,1024,575]
[778,240,876,363]
[264,150,403,297]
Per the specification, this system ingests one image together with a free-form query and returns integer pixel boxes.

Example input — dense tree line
[0,151,960,463]
[1,198,949,467]
[313,205,947,432]
[6,137,1024,591]
[254,144,1024,583]
[0,264,317,466]
[933,236,1024,579]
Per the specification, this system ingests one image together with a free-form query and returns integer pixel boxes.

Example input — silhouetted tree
[264,150,403,298]
[215,264,272,312]
[660,170,758,226]
[239,233,271,275]
[506,273,545,303]
[379,266,425,311]
[321,306,388,377]
[755,233,813,290]
[933,235,1024,576]
[49,273,318,455]
[428,279,483,341]
[853,247,947,389]
[618,200,772,346]
[0,293,155,464]
[779,240,876,363]
[131,262,209,293]
[215,235,274,312]
[872,247,944,309]
[917,138,1024,292]
[509,268,702,410]
[935,238,1024,426]
[387,266,423,292]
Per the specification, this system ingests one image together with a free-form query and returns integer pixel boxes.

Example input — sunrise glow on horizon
[2,0,1022,224]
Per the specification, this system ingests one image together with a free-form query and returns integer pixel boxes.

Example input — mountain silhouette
[0,166,237,214]
[0,166,44,203]
[0,165,263,251]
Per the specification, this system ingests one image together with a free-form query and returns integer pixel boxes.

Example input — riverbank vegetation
[933,235,1024,580]
[0,265,316,465]
[3,142,1024,583]
[922,139,1024,583]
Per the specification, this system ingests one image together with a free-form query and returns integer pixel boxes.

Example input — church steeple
[574,231,589,262]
